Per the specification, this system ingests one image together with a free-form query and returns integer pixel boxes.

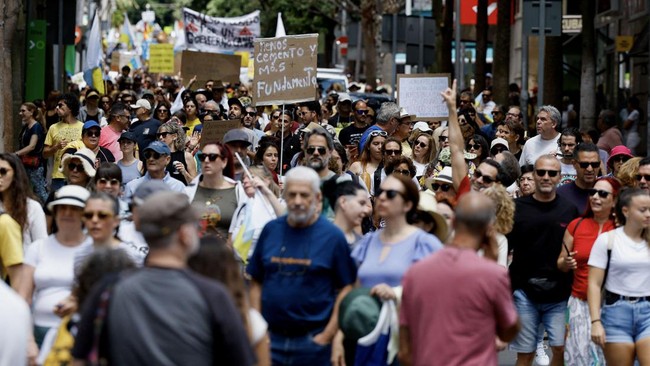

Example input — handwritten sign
[200,119,241,149]
[183,8,260,53]
[397,74,450,121]
[148,44,174,73]
[253,34,319,106]
[175,51,241,89]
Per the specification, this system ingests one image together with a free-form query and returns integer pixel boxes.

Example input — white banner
[183,8,260,53]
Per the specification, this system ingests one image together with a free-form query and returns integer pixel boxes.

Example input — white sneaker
[535,341,550,366]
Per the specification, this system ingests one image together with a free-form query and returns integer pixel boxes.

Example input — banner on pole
[253,34,319,106]
[397,74,450,121]
[149,44,175,73]
[183,8,260,53]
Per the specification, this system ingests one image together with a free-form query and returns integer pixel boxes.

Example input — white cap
[413,121,432,132]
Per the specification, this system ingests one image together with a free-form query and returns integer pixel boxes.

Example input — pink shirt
[100,125,123,161]
[400,247,518,366]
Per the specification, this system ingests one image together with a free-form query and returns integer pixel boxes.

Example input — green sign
[26,20,46,102]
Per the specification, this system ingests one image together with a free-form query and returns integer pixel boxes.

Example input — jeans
[270,329,331,366]
[509,289,567,353]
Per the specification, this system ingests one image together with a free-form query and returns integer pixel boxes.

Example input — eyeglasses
[101,100,111,104]
[586,189,611,198]
[376,188,405,200]
[635,174,650,181]
[369,130,388,138]
[0,167,11,177]
[577,161,599,169]
[196,152,222,162]
[393,169,411,176]
[306,146,327,155]
[157,132,172,139]
[439,136,449,142]
[506,112,522,118]
[473,170,496,184]
[97,178,120,186]
[467,143,481,150]
[356,109,369,115]
[415,141,428,148]
[535,169,560,178]
[384,149,401,156]
[82,210,114,221]
[245,111,257,117]
[68,162,85,172]
[143,151,165,160]
[612,156,630,163]
[84,130,101,138]
[431,183,452,192]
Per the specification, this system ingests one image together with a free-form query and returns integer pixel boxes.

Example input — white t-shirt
[249,308,268,345]
[0,198,47,249]
[0,282,30,366]
[24,235,92,327]
[74,241,148,268]
[519,134,561,166]
[588,227,650,297]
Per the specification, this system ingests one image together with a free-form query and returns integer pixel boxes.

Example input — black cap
[118,131,137,143]
[228,97,243,109]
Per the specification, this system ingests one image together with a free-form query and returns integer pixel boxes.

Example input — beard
[288,202,317,226]
[307,156,329,172]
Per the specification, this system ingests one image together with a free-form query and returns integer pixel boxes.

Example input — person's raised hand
[440,79,458,109]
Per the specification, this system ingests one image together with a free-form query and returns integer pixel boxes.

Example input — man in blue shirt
[248,166,357,366]
[124,141,186,202]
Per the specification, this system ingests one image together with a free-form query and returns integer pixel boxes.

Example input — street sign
[25,20,46,102]
[616,36,634,52]
[562,15,582,34]
[460,0,498,25]
[522,0,562,36]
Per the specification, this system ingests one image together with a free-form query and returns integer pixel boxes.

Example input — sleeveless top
[166,150,188,185]
[117,159,142,185]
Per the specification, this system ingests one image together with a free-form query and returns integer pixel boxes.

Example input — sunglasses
[586,189,611,198]
[431,183,452,192]
[306,146,327,155]
[393,169,411,176]
[535,169,560,178]
[635,174,650,181]
[577,161,599,169]
[245,111,257,117]
[356,109,369,115]
[84,130,101,138]
[612,155,630,163]
[491,146,507,154]
[157,132,172,139]
[196,152,222,162]
[467,143,481,150]
[376,188,404,200]
[82,210,114,221]
[0,167,11,177]
[384,149,401,156]
[157,109,169,113]
[473,169,496,184]
[271,115,280,119]
[415,141,428,148]
[369,130,388,138]
[68,162,85,173]
[439,136,449,142]
[143,151,165,160]
[97,178,120,186]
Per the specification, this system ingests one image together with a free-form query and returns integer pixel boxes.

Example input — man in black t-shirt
[338,100,371,161]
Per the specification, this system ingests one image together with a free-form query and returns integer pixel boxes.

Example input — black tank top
[166,150,188,185]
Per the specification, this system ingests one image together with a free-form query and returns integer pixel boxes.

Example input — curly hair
[73,248,136,305]
[158,121,187,152]
[616,157,642,188]
[482,184,515,235]
[385,156,417,178]
[0,153,35,230]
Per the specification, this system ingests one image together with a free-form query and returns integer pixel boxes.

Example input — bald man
[400,192,520,366]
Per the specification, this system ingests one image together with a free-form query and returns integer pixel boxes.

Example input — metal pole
[54,0,64,91]
[521,34,529,132]
[455,0,462,89]
[392,13,398,95]
[537,0,546,108]
[355,22,362,81]
[418,14,424,72]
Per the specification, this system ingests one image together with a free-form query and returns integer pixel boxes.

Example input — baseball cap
[228,97,243,109]
[132,180,171,206]
[413,121,432,133]
[144,141,171,155]
[399,108,416,121]
[223,129,251,146]
[141,89,154,98]
[490,137,509,151]
[47,185,91,212]
[86,90,100,99]
[118,131,137,143]
[130,99,152,111]
[338,93,352,103]
[137,191,199,239]
[83,120,101,131]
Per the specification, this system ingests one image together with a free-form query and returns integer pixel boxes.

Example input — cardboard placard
[149,44,175,73]
[110,51,137,71]
[175,50,241,89]
[253,34,319,106]
[397,74,451,121]
[200,119,241,148]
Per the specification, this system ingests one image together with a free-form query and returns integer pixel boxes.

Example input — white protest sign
[253,34,319,106]
[183,8,260,53]
[397,74,450,121]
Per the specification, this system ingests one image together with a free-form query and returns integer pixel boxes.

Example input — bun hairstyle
[322,177,364,212]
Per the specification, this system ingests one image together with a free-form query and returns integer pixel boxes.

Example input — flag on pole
[83,10,105,93]
[275,12,286,37]
[120,14,138,50]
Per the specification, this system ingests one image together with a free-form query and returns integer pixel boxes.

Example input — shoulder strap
[601,231,615,291]
[373,163,384,196]
[571,217,586,236]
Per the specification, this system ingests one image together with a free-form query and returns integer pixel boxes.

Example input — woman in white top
[410,132,436,178]
[0,153,47,249]
[588,188,650,365]
[17,185,92,353]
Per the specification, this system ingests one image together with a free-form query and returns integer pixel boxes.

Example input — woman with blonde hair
[157,121,197,185]
[615,157,641,188]
[482,184,514,267]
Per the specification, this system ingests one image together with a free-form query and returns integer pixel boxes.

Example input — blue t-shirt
[247,215,357,331]
[351,229,442,287]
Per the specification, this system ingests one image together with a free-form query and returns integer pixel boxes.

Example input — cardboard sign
[110,51,138,71]
[200,119,241,148]
[175,50,241,89]
[253,34,319,106]
[183,8,260,53]
[397,74,450,121]
[149,44,175,73]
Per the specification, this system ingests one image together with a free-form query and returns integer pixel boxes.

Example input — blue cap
[83,120,100,130]
[144,141,171,155]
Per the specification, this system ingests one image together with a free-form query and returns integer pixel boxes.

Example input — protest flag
[275,12,286,37]
[83,10,105,94]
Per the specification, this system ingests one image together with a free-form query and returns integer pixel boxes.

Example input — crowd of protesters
[0,66,649,366]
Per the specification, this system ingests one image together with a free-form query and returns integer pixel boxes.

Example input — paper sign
[110,51,137,71]
[200,119,241,148]
[397,74,450,121]
[149,44,175,73]
[175,50,241,89]
[183,8,260,53]
[253,34,319,106]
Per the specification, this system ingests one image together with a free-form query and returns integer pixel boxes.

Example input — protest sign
[175,50,241,88]
[397,74,450,121]
[253,34,319,106]
[183,8,260,53]
[200,119,241,149]
[149,44,174,73]
[110,51,137,71]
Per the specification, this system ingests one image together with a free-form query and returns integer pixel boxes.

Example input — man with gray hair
[302,127,336,180]
[248,166,357,365]
[72,190,255,365]
[519,105,561,166]
[358,102,401,150]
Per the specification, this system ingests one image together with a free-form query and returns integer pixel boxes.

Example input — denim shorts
[602,299,650,343]
[509,289,568,353]
[270,329,331,366]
